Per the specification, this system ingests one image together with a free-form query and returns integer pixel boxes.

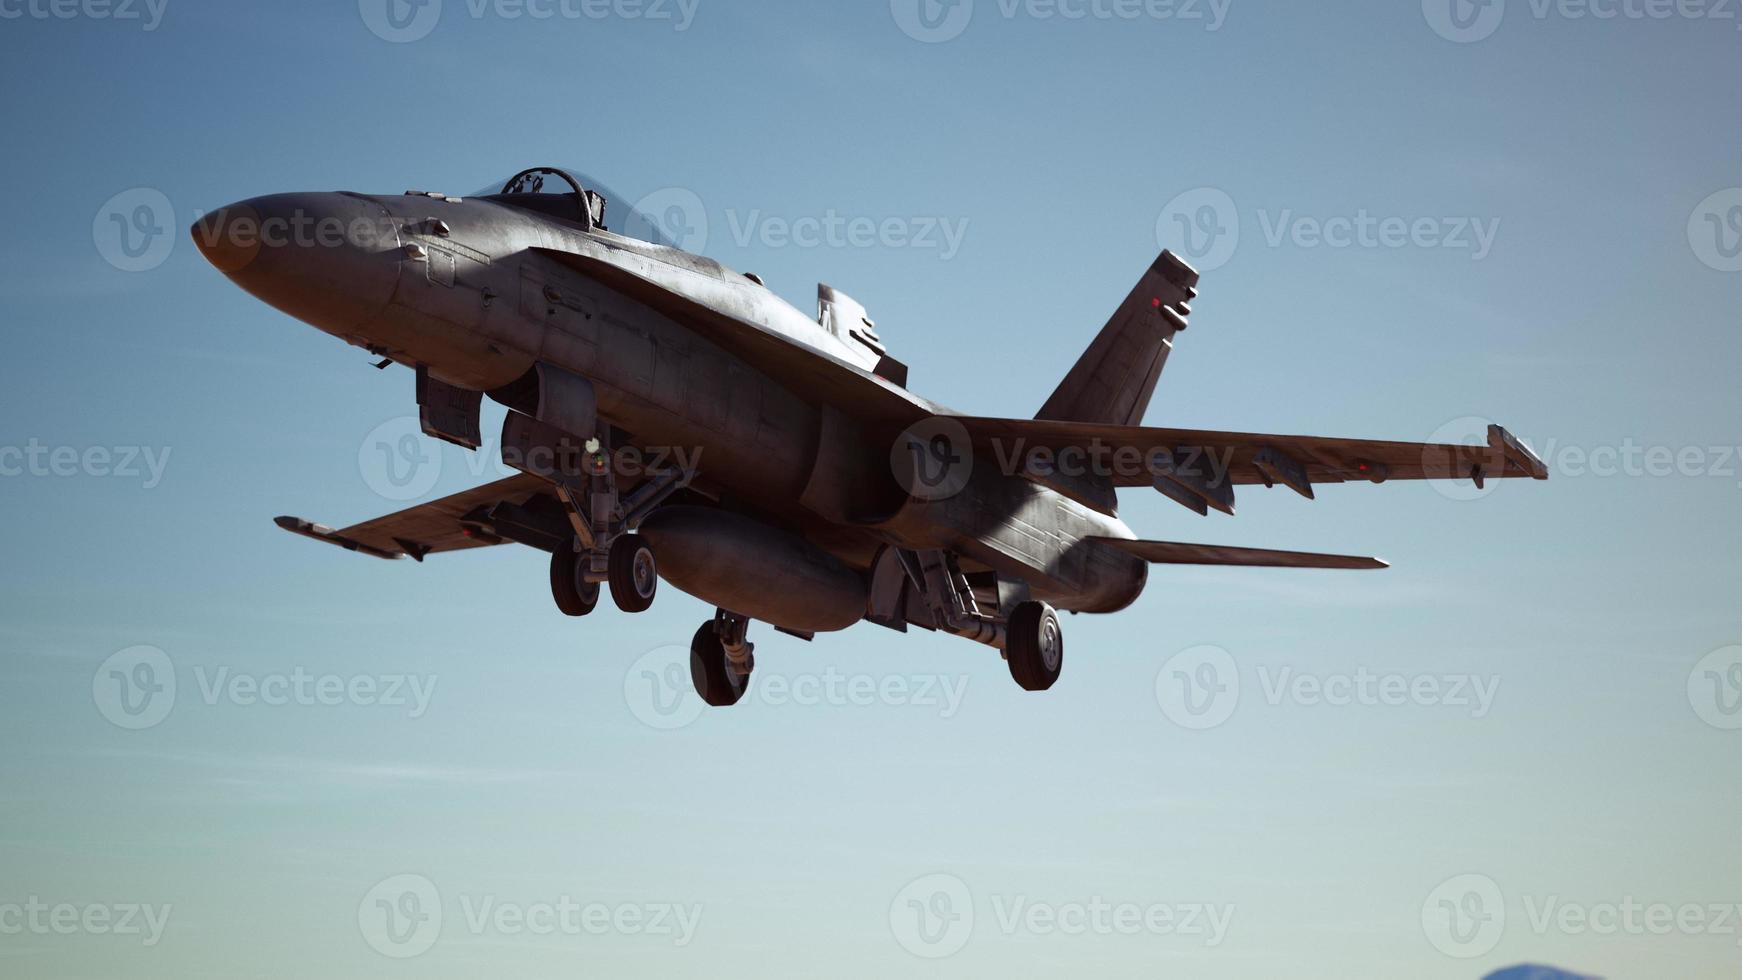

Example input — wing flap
[1093,537,1388,570]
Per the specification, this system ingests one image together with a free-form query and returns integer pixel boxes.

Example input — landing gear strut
[514,419,686,619]
[690,610,755,706]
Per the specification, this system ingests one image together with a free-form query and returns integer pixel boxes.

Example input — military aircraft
[193,166,1548,705]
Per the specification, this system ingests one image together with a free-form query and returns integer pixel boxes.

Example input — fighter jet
[194,167,1548,705]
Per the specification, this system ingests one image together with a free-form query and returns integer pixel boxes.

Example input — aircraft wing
[274,474,554,561]
[1092,537,1388,570]
[952,416,1548,516]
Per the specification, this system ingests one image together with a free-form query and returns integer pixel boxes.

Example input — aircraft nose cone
[193,192,401,338]
[191,203,263,274]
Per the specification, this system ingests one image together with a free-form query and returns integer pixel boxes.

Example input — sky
[1,0,1739,977]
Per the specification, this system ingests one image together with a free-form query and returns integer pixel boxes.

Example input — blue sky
[1,1,1739,977]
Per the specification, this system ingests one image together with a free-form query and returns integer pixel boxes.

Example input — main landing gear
[689,610,756,706]
[537,426,686,618]
[869,547,1066,693]
[548,535,661,617]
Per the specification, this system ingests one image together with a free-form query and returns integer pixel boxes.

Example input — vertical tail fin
[1035,250,1199,426]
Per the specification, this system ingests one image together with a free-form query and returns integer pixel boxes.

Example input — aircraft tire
[1006,601,1063,692]
[608,533,659,613]
[549,547,599,617]
[689,621,751,707]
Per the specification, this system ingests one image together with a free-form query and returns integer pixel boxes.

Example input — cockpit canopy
[473,167,678,247]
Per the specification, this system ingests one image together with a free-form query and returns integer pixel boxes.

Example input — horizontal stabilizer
[1092,537,1388,570]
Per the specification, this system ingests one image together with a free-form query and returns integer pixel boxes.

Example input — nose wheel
[690,612,755,707]
[1005,601,1063,692]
